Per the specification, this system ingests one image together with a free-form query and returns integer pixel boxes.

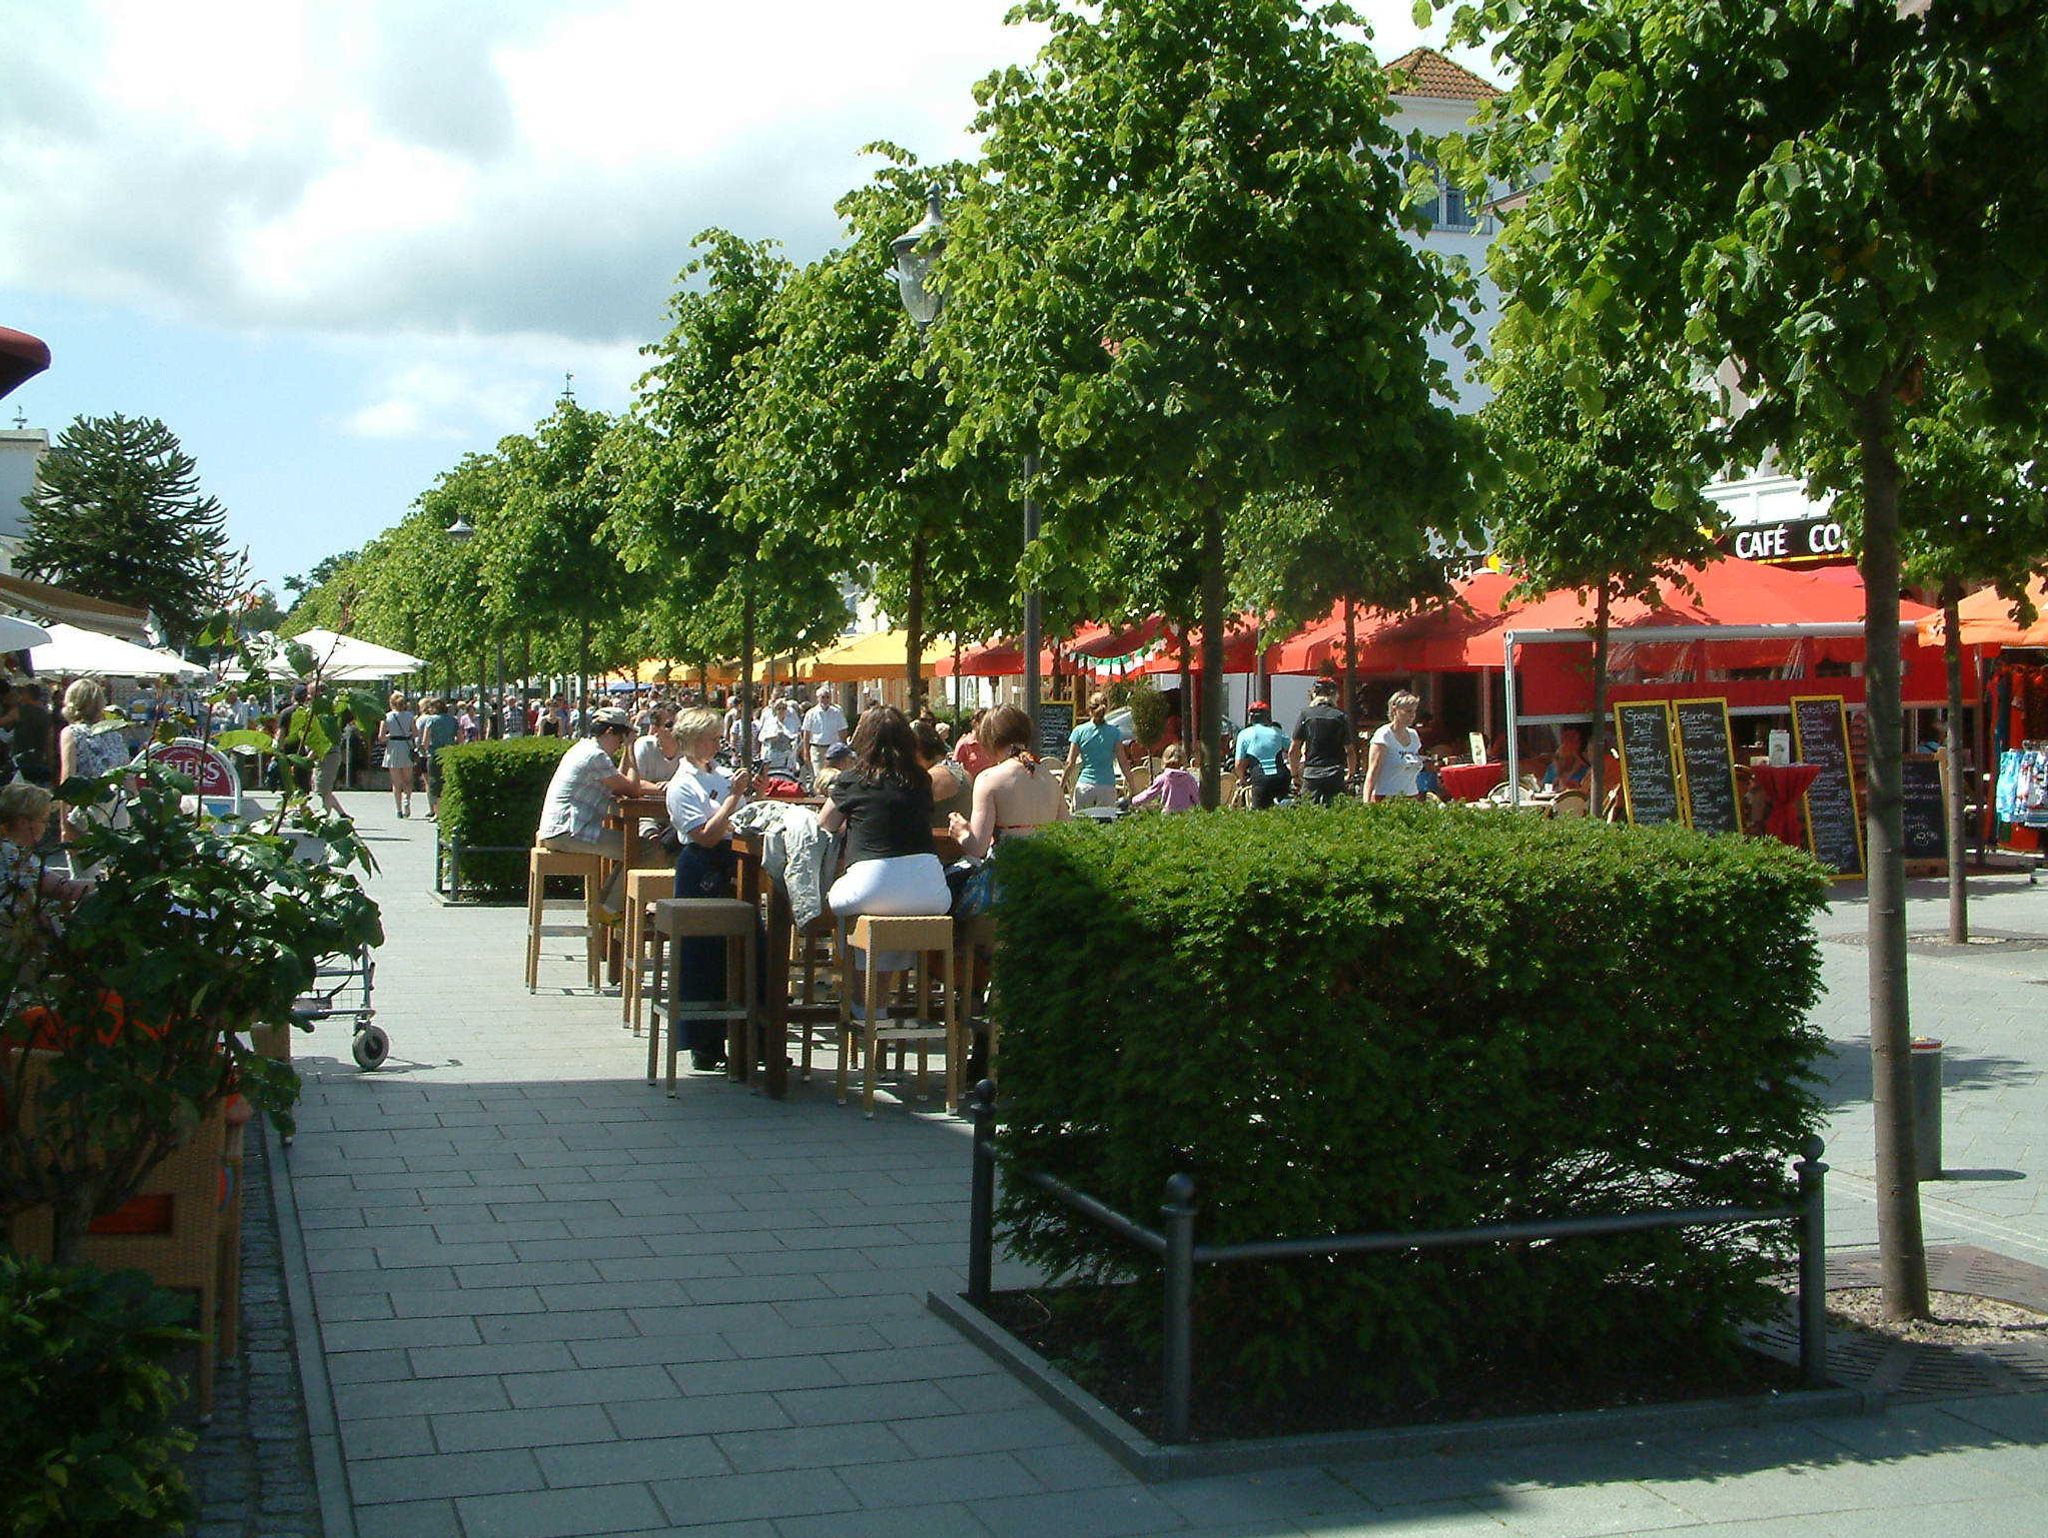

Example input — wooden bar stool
[622,868,672,1034]
[650,898,758,1096]
[793,912,841,1080]
[835,914,962,1119]
[525,845,605,993]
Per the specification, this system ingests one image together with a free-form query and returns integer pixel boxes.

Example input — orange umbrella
[1918,574,2048,649]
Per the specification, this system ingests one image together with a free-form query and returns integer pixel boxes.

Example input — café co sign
[1724,514,1850,566]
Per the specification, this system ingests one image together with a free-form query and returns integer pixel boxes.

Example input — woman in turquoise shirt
[1064,691,1133,811]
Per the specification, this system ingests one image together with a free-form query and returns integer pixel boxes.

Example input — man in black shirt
[1290,678,1356,805]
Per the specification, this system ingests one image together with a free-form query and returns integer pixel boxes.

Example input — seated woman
[819,707,951,998]
[1543,725,1592,791]
[663,707,755,1071]
[949,704,1069,861]
[913,719,973,823]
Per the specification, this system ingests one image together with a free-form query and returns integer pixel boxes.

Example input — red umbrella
[0,327,50,400]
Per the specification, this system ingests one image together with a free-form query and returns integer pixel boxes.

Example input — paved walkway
[278,797,2048,1538]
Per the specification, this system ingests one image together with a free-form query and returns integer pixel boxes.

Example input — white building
[0,421,48,577]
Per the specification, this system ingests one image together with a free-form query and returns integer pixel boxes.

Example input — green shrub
[1104,675,1167,749]
[991,803,1829,1408]
[437,737,572,898]
[0,1258,196,1537]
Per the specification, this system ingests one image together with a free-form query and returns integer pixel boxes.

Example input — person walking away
[1364,691,1427,803]
[418,697,461,819]
[1065,691,1132,812]
[380,691,419,818]
[798,686,848,784]
[1233,700,1292,807]
[664,706,756,1071]
[536,705,666,918]
[1290,678,1356,805]
[818,707,951,1019]
[1129,744,1200,812]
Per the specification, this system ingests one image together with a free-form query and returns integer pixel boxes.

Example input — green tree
[19,413,232,648]
[726,152,1012,700]
[1443,0,2048,1317]
[937,0,1477,806]
[1481,346,1720,808]
[605,232,847,758]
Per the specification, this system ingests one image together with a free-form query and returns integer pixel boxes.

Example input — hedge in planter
[990,803,1829,1409]
[436,737,572,898]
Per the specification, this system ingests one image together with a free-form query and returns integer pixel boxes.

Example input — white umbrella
[276,628,428,681]
[0,613,52,651]
[30,622,206,679]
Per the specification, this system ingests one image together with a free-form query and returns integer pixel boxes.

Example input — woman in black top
[819,706,950,988]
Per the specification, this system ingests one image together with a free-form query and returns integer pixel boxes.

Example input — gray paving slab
[281,796,2048,1538]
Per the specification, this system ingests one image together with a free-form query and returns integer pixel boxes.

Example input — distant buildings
[0,420,48,577]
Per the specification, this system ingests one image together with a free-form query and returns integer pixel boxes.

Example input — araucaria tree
[21,413,233,647]
[1445,0,2048,1317]
[1482,346,1720,809]
[937,0,1477,807]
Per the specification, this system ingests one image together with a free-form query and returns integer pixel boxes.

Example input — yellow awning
[797,630,952,682]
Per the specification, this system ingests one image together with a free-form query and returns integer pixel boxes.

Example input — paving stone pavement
[178,1117,325,1538]
[273,796,2048,1538]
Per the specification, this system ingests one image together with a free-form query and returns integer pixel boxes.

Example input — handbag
[949,858,999,918]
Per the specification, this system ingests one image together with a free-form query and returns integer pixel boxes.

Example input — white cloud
[334,334,643,442]
[0,0,1460,349]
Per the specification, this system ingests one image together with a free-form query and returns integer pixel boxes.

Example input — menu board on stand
[1674,697,1741,835]
[1791,695,1866,878]
[1900,753,1949,864]
[1033,700,1079,764]
[1613,701,1684,827]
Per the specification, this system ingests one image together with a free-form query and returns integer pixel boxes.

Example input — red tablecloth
[1437,761,1508,802]
[1750,763,1822,846]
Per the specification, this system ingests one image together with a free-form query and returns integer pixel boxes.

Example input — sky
[0,0,1490,597]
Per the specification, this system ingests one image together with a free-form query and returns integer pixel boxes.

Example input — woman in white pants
[818,706,949,996]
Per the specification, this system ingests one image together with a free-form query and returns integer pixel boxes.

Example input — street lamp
[889,185,1043,719]
[445,515,475,543]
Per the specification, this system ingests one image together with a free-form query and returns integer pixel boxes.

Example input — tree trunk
[1943,579,1968,944]
[740,580,757,768]
[577,619,591,724]
[905,534,927,708]
[953,638,963,715]
[1198,500,1227,809]
[1588,579,1613,812]
[51,1195,92,1269]
[1858,394,1930,1321]
[1177,626,1194,755]
[1343,597,1358,767]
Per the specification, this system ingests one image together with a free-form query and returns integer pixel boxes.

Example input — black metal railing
[963,1081,1829,1444]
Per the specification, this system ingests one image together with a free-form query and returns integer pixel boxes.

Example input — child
[1129,744,1200,813]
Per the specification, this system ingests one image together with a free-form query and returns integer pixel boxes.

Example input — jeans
[1301,769,1347,805]
[671,841,765,1056]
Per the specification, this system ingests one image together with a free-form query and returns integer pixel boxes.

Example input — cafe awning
[1917,574,2048,650]
[0,572,154,644]
[798,629,952,682]
[31,622,205,680]
[0,327,50,400]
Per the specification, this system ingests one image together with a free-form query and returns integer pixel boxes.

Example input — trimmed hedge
[436,737,572,898]
[991,803,1829,1408]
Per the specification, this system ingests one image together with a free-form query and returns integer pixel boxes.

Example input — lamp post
[890,186,1043,719]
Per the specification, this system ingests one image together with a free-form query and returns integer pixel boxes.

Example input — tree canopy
[20,413,234,648]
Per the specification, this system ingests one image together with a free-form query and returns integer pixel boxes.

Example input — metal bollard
[1160,1174,1198,1446]
[1911,1038,1943,1182]
[1795,1136,1829,1388]
[967,1080,997,1308]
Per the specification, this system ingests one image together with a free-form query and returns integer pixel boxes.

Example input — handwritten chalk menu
[1034,701,1078,762]
[1900,754,1948,863]
[1674,698,1740,835]
[1791,695,1865,878]
[1614,701,1684,827]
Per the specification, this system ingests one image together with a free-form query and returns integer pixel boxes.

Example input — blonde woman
[1064,690,1132,811]
[1364,691,1426,802]
[662,706,755,1071]
[58,678,131,844]
[380,690,419,818]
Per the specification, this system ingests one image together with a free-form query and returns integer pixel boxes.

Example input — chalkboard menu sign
[1900,753,1948,863]
[1614,701,1684,827]
[1674,697,1740,835]
[1034,700,1078,762]
[1791,695,1865,878]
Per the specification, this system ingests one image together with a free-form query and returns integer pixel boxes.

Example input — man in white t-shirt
[536,706,666,914]
[797,687,848,782]
[755,697,796,773]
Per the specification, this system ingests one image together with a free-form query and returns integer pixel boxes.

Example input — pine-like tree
[19,413,232,647]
